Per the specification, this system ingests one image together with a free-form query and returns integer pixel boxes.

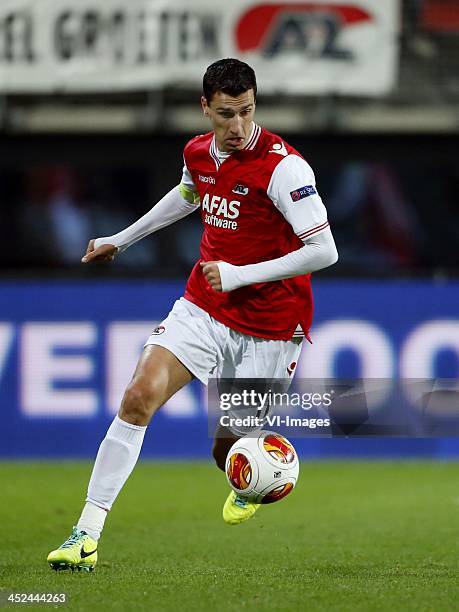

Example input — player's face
[201,89,256,153]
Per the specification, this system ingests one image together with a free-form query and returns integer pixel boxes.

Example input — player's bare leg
[47,345,193,571]
[213,424,261,525]
[119,345,194,426]
[212,424,239,472]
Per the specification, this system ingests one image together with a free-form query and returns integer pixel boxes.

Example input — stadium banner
[0,0,398,95]
[0,279,458,459]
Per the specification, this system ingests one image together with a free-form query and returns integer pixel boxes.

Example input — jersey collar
[210,122,262,170]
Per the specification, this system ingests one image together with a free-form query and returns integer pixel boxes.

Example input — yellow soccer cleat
[47,527,98,572]
[223,491,260,525]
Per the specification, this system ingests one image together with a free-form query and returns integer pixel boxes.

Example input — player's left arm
[201,155,338,292]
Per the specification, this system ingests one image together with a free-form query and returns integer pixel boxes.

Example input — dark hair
[203,58,257,103]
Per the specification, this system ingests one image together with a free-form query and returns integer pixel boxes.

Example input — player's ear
[201,96,209,117]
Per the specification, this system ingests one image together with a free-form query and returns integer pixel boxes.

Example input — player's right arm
[82,164,199,264]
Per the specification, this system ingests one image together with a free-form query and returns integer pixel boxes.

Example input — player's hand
[200,260,222,291]
[81,240,118,264]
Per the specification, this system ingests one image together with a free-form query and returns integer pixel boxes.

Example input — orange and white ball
[225,431,299,504]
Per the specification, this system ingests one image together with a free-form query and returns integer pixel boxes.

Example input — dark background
[1,133,457,278]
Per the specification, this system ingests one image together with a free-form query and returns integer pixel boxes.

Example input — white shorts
[145,297,303,385]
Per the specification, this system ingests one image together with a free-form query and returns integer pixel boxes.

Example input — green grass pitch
[0,461,458,611]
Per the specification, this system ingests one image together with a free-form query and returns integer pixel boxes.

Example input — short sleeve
[181,160,197,191]
[267,155,329,241]
[179,159,200,204]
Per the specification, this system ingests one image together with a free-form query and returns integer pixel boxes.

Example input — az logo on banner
[235,3,372,59]
[231,0,398,96]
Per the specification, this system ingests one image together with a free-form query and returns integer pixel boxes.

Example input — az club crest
[232,184,249,196]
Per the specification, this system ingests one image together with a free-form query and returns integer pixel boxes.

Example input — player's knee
[120,377,166,425]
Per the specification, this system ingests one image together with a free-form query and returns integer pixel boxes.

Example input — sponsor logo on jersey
[232,184,249,196]
[235,4,371,60]
[202,193,241,230]
[199,174,216,184]
[290,185,316,201]
[151,325,165,335]
[269,142,288,157]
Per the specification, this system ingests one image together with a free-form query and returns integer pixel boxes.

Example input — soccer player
[47,58,338,572]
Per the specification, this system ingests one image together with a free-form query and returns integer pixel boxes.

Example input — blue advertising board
[0,279,458,459]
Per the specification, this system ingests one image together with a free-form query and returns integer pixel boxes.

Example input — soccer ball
[225,430,299,504]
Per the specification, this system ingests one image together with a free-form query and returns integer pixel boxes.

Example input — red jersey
[183,125,323,341]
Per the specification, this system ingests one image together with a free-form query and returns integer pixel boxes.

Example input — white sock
[77,502,107,541]
[77,416,147,539]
